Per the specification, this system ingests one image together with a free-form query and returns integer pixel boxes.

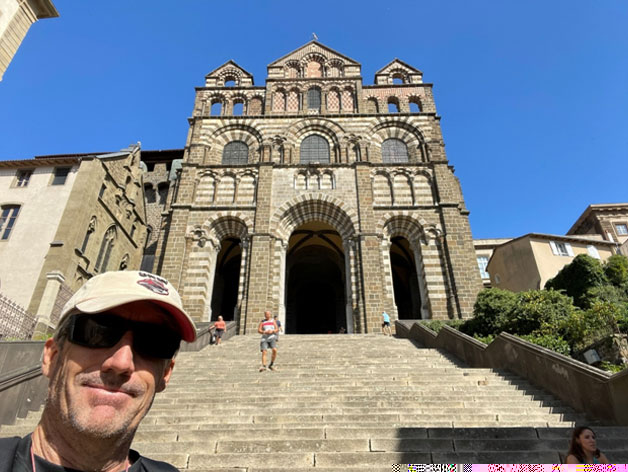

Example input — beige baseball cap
[60,270,196,342]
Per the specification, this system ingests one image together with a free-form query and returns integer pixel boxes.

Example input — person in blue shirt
[381,311,392,336]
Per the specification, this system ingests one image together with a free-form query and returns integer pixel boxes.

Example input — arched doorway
[390,236,422,319]
[210,237,242,321]
[285,221,346,334]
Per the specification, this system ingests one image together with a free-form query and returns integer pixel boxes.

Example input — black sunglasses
[67,314,181,359]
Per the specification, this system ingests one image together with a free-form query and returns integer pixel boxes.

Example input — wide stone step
[3,334,618,468]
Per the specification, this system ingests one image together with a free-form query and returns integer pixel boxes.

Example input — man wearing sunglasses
[0,270,196,472]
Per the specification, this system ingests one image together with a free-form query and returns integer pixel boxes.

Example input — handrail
[396,319,628,425]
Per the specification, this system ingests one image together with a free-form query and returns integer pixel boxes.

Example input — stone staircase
[2,334,627,469]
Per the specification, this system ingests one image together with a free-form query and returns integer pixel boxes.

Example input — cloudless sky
[1,1,626,239]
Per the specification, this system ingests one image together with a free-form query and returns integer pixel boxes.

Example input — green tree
[545,254,607,307]
[563,301,621,351]
[461,288,516,337]
[500,290,575,337]
[604,254,628,287]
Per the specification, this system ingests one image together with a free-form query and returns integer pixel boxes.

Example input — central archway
[285,221,346,334]
[210,237,242,321]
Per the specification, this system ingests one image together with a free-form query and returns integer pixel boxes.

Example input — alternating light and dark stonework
[155,41,483,334]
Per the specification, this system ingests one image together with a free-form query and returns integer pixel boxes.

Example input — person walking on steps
[258,310,278,371]
[211,315,226,345]
[382,311,392,336]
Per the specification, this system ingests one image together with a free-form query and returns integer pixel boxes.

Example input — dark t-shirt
[0,435,178,472]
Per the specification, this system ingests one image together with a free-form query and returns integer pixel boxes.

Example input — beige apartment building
[473,238,512,287]
[568,203,628,254]
[0,0,58,81]
[156,41,483,334]
[0,145,147,333]
[486,233,616,292]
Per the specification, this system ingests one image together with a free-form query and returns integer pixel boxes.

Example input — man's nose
[101,331,135,375]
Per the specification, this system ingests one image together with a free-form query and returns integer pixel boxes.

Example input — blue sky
[1,1,626,239]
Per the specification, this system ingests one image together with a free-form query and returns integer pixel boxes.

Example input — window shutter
[587,245,601,259]
[549,241,559,255]
[565,243,574,257]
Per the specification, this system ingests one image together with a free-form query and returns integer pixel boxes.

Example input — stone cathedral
[156,41,483,335]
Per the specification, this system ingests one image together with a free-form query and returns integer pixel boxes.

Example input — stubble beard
[46,369,150,441]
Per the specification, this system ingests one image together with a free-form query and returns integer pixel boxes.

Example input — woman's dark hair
[567,426,600,463]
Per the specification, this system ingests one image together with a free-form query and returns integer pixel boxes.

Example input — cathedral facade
[157,42,483,334]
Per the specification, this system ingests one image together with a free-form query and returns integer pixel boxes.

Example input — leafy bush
[473,334,495,345]
[562,301,621,351]
[499,290,575,337]
[545,254,607,307]
[604,255,628,287]
[519,333,571,356]
[422,319,464,333]
[461,288,516,337]
[599,361,627,374]
[584,284,628,308]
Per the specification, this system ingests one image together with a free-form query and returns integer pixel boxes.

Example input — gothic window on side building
[382,139,409,163]
[300,135,329,164]
[222,141,249,165]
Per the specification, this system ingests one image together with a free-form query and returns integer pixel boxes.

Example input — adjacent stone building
[157,41,483,334]
[0,145,148,334]
[568,203,628,252]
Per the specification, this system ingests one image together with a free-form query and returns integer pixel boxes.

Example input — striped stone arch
[286,118,345,147]
[300,52,326,72]
[217,68,244,85]
[368,119,425,147]
[210,124,263,149]
[271,194,358,241]
[208,93,226,105]
[376,213,432,243]
[203,213,253,242]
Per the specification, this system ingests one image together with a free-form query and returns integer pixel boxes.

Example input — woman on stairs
[566,426,609,464]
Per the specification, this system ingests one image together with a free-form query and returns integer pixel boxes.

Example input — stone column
[33,271,65,337]
[277,239,288,326]
[410,240,431,319]
[234,236,250,330]
[342,238,357,334]
[380,237,398,320]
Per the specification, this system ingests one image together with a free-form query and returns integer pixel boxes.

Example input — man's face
[264,311,272,320]
[42,302,175,440]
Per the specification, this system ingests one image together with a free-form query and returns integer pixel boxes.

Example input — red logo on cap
[137,278,169,296]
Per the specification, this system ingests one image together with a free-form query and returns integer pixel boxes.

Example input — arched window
[144,183,156,203]
[382,139,409,163]
[222,141,249,165]
[409,101,421,113]
[95,226,117,273]
[366,97,379,114]
[307,87,321,111]
[157,182,169,205]
[387,98,400,113]
[300,135,329,164]
[211,101,222,116]
[233,101,244,116]
[224,77,236,87]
